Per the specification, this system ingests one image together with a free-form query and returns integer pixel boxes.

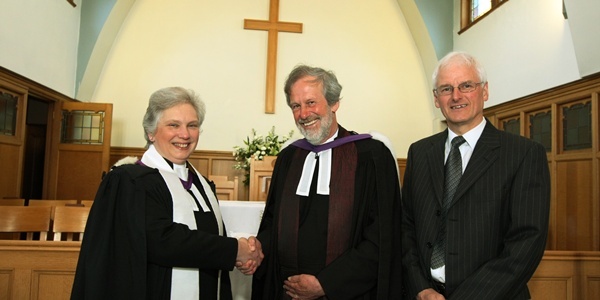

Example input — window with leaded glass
[502,117,520,136]
[529,111,552,152]
[562,101,591,151]
[461,0,508,32]
[61,110,105,144]
[0,90,18,136]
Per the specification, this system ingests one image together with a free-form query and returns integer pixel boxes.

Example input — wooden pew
[28,199,79,218]
[0,206,52,240]
[0,244,598,299]
[209,175,239,200]
[0,240,80,300]
[52,206,90,241]
[79,200,94,207]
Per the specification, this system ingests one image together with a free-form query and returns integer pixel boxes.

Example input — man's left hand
[283,274,325,300]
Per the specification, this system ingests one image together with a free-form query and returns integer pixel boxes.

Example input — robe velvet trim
[291,133,372,153]
[252,125,403,299]
[278,127,358,269]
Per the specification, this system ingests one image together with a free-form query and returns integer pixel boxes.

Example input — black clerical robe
[71,162,237,300]
[252,126,403,299]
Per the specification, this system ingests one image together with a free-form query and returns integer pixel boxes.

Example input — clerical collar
[172,162,188,180]
[138,157,194,190]
[295,130,372,196]
[296,134,335,196]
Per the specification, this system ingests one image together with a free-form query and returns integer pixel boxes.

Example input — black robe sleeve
[71,164,238,300]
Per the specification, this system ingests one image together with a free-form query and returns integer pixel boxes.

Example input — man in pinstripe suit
[401,52,550,299]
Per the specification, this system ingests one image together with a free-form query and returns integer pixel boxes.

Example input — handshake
[236,236,264,275]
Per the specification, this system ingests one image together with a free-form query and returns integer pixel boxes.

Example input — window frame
[459,0,509,34]
[0,82,26,146]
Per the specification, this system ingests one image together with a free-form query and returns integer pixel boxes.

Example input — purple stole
[278,129,372,269]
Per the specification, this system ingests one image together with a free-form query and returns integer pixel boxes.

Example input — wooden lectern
[248,156,277,201]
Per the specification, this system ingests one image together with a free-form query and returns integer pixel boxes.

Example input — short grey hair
[283,64,342,107]
[432,51,487,87]
[142,87,206,147]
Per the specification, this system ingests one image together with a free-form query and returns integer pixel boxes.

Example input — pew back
[28,199,79,217]
[79,200,94,207]
[0,198,26,206]
[0,206,52,240]
[209,175,239,200]
[52,206,90,241]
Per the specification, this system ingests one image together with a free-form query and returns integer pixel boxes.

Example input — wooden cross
[244,0,303,114]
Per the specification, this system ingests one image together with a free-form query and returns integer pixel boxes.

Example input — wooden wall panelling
[528,250,600,300]
[593,92,600,251]
[110,147,248,200]
[397,158,406,184]
[109,147,145,167]
[0,143,23,199]
[0,79,27,200]
[187,157,210,176]
[484,73,600,252]
[547,160,556,250]
[555,159,594,250]
[55,149,105,200]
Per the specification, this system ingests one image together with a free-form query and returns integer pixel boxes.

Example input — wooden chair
[0,198,26,206]
[52,206,91,241]
[249,156,277,201]
[209,175,239,200]
[0,206,52,240]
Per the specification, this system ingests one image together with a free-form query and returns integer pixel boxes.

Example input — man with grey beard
[252,65,403,300]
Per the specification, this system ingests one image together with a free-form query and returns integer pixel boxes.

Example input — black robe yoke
[252,132,403,299]
[71,163,237,300]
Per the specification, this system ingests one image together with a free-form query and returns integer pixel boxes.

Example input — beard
[296,109,334,145]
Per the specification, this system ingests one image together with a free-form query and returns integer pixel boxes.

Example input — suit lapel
[427,131,447,207]
[450,122,500,208]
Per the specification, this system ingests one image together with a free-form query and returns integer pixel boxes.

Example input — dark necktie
[431,135,466,269]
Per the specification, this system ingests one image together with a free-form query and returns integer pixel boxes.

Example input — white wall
[453,0,580,108]
[3,0,591,157]
[91,0,433,156]
[563,0,600,77]
[0,0,80,97]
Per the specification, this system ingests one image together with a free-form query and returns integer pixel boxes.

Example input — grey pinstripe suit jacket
[401,121,550,299]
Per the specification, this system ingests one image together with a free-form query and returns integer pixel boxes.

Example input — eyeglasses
[433,81,485,96]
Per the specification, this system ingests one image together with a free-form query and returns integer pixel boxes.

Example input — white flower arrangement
[233,127,294,185]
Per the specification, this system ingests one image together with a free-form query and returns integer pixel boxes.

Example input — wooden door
[45,101,112,200]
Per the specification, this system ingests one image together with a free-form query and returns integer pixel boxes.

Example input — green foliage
[233,126,294,185]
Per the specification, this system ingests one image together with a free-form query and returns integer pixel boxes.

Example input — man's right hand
[416,288,445,300]
[235,236,264,275]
